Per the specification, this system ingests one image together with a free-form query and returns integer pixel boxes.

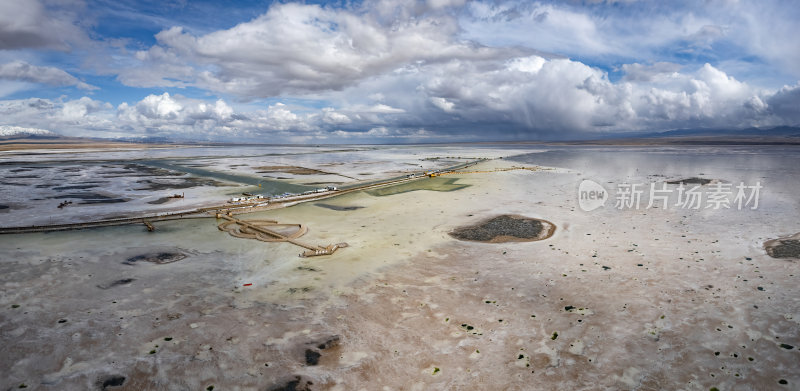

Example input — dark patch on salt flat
[97,278,136,289]
[315,203,364,211]
[47,191,129,204]
[268,376,313,391]
[49,193,114,200]
[80,198,128,204]
[305,349,321,365]
[147,197,173,205]
[53,184,102,191]
[316,335,340,350]
[98,374,126,389]
[765,233,800,259]
[450,215,555,243]
[124,252,187,265]
[666,177,713,185]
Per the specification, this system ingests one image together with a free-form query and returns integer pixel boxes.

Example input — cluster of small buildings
[229,186,338,204]
[229,195,265,203]
[300,186,338,196]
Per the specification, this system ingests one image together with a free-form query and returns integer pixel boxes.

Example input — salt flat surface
[1,145,798,390]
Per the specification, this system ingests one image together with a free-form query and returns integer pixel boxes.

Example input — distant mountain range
[644,126,800,139]
[0,125,57,138]
[545,126,800,145]
[1,125,799,146]
[0,127,158,151]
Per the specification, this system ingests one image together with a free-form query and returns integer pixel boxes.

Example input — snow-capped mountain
[0,125,56,137]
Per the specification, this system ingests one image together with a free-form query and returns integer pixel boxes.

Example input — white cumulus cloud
[0,61,96,90]
[0,0,89,51]
[116,2,524,98]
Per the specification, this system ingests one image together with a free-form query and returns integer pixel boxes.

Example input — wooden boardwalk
[216,214,345,257]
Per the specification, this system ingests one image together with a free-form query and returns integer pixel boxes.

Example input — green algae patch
[367,177,470,197]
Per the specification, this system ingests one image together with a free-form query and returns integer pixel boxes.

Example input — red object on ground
[243,283,253,286]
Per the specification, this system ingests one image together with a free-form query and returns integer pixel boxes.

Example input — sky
[0,0,799,143]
